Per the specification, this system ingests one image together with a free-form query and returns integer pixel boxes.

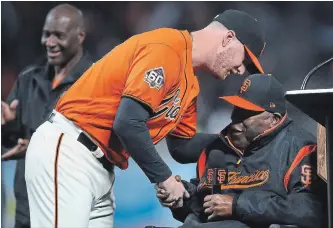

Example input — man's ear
[222,30,236,47]
[271,113,282,127]
[78,31,86,45]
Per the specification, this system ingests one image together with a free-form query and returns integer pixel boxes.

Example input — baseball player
[25,10,266,227]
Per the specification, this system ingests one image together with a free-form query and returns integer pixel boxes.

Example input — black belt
[48,113,113,172]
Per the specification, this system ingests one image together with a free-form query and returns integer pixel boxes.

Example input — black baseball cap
[213,10,266,74]
[220,74,287,114]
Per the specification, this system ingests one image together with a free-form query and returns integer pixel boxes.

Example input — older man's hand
[155,185,177,207]
[203,194,234,221]
[155,175,189,208]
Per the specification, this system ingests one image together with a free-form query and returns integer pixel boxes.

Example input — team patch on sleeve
[144,67,165,90]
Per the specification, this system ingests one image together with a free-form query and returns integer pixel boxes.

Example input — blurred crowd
[2,1,333,143]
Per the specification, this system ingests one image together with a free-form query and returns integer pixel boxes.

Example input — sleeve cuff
[152,170,172,184]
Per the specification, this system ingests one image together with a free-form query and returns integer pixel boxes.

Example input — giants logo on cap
[240,79,251,94]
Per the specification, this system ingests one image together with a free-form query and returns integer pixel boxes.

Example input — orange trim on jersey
[221,180,269,190]
[54,133,64,228]
[52,78,63,89]
[244,45,264,74]
[225,136,244,156]
[52,72,66,89]
[198,149,207,180]
[283,144,317,192]
[253,113,287,140]
[219,95,265,112]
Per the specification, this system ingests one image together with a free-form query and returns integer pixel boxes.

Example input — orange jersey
[56,28,199,169]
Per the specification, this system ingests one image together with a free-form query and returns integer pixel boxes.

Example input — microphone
[208,150,228,194]
[300,57,333,90]
[196,150,229,222]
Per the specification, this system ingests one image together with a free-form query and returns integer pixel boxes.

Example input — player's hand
[157,175,190,208]
[203,194,233,220]
[155,177,183,208]
[1,100,19,125]
[155,175,185,208]
[155,185,175,207]
[1,138,29,161]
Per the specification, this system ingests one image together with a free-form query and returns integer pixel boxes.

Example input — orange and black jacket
[172,116,327,228]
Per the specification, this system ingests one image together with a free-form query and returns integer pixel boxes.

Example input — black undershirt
[113,97,218,183]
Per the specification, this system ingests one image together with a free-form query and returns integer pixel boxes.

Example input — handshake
[155,175,195,208]
[154,172,234,221]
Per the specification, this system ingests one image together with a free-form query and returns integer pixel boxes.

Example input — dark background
[2,1,333,134]
[1,2,333,227]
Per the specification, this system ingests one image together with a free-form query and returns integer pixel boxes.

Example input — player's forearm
[166,133,218,164]
[113,97,172,183]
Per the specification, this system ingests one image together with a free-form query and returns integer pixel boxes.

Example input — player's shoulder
[282,121,317,162]
[284,121,316,146]
[135,28,187,56]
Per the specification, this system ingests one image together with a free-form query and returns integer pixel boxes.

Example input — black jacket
[1,52,93,227]
[2,52,94,147]
[172,115,327,228]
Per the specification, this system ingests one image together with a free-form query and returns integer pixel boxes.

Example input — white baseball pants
[25,111,115,228]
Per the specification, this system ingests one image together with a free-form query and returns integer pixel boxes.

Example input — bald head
[191,19,245,80]
[41,4,85,67]
[47,4,85,31]
[206,21,228,31]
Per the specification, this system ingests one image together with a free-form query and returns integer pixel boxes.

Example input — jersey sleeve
[169,97,197,139]
[122,44,181,113]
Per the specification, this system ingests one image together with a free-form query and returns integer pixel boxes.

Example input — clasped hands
[155,175,190,208]
[155,175,234,220]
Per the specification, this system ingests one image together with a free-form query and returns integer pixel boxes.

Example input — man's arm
[234,145,326,228]
[166,96,219,164]
[114,97,190,207]
[2,77,23,148]
[235,191,324,227]
[166,134,218,164]
[113,97,172,183]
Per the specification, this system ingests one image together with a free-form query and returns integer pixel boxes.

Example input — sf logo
[207,168,214,185]
[240,79,251,93]
[301,165,312,187]
[217,170,226,184]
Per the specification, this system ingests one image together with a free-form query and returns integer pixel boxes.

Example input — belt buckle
[91,149,104,159]
[48,112,56,123]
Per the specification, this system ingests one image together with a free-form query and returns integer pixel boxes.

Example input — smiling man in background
[1,4,93,227]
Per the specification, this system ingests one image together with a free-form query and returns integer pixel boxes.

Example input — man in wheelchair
[150,74,327,228]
